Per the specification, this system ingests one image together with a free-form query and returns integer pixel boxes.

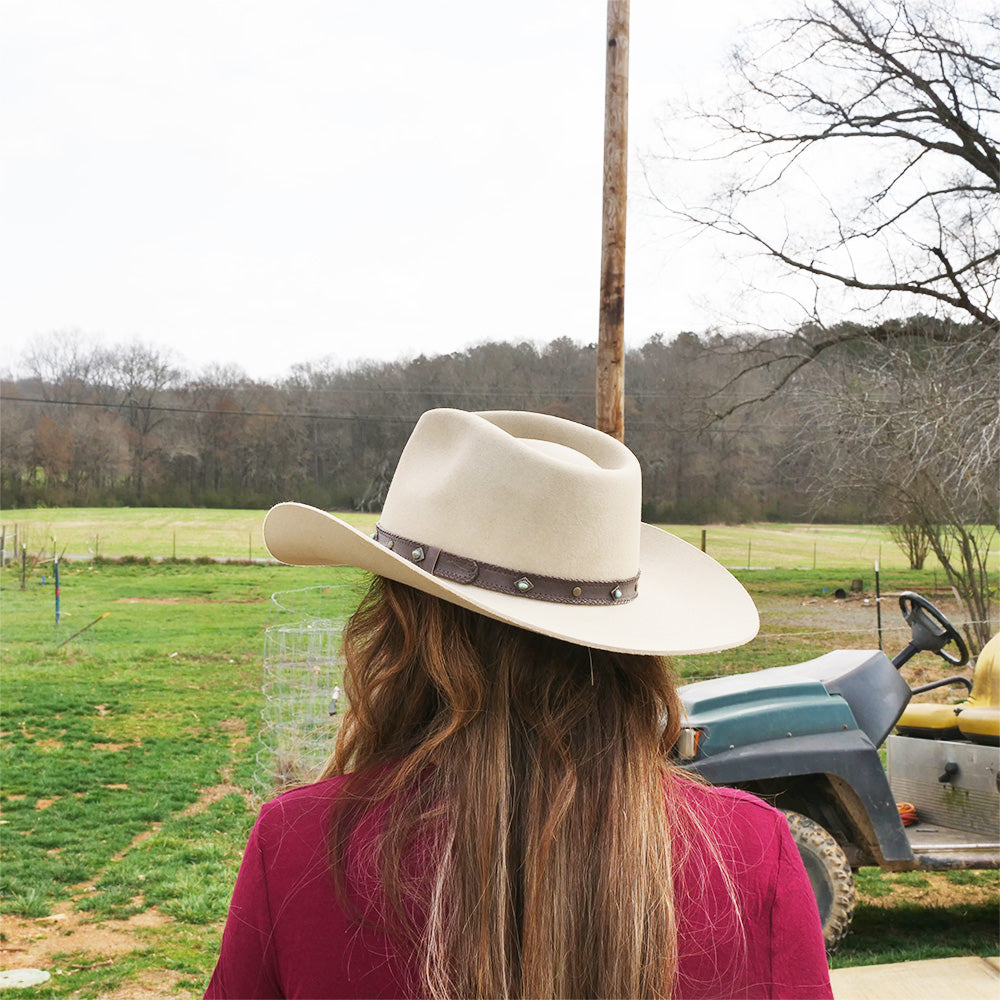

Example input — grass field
[1,513,998,997]
[5,506,998,574]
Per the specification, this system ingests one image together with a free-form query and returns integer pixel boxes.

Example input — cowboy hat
[263,408,758,655]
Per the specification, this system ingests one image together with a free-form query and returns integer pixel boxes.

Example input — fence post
[875,559,883,650]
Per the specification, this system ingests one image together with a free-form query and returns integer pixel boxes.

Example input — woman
[206,408,832,999]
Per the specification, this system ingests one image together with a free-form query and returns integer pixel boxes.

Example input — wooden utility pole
[596,0,629,441]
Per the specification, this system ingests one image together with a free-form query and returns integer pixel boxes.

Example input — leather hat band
[373,525,639,606]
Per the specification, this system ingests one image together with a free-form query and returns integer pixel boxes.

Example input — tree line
[0,331,783,518]
[0,319,991,525]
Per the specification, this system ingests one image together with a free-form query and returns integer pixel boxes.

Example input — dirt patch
[101,969,186,999]
[111,825,163,861]
[860,871,999,908]
[179,783,253,819]
[762,590,966,638]
[0,900,171,971]
[34,797,60,811]
[218,718,252,757]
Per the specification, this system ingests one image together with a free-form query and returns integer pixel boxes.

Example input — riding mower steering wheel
[896,591,969,668]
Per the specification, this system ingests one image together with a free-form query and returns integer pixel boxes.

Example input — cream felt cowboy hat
[263,408,758,655]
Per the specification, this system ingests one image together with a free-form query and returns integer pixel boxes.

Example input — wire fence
[257,586,352,797]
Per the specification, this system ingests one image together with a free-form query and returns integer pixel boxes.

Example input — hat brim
[263,502,759,656]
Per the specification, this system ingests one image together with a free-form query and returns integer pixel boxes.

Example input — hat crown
[380,409,641,581]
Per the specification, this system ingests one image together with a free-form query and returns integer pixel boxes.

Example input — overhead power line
[0,393,777,435]
[1,394,411,422]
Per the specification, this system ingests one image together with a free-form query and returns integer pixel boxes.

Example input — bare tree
[101,342,182,498]
[796,323,998,651]
[647,0,998,407]
[888,521,931,569]
[19,330,105,402]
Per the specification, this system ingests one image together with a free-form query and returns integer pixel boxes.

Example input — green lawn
[1,548,997,996]
[0,560,355,997]
[1,508,379,564]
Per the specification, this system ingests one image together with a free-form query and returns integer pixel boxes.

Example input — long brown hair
[323,576,691,999]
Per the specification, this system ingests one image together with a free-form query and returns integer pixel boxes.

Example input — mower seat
[895,633,1000,744]
[956,633,1000,746]
[895,701,962,740]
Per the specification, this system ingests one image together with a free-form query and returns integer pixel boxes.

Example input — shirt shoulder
[255,775,349,830]
[668,777,793,905]
[671,777,788,837]
[247,775,356,884]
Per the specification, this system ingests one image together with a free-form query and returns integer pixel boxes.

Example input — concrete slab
[830,956,1000,1000]
[0,969,52,989]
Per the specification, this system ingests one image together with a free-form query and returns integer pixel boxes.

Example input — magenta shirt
[205,776,832,999]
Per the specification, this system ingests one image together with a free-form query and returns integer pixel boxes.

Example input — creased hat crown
[380,409,640,581]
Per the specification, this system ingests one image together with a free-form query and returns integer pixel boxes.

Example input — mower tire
[782,810,856,951]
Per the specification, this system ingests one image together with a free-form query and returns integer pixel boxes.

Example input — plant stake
[55,612,109,649]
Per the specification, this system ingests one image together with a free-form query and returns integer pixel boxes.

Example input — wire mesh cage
[257,585,358,797]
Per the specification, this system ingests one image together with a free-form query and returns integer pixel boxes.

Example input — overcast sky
[3,0,789,380]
